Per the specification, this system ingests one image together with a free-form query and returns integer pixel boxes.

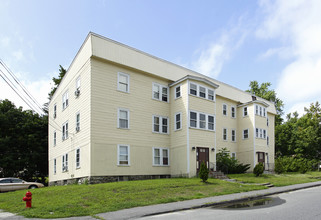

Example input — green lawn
[1,173,321,219]
[0,178,264,218]
[228,171,321,187]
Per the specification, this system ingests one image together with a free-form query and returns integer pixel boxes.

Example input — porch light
[192,147,196,151]
[211,148,215,152]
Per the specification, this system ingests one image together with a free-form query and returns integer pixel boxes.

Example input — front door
[196,147,209,173]
[258,152,265,164]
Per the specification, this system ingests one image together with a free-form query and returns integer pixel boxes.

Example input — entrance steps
[209,171,229,179]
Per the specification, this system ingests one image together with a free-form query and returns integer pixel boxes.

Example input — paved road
[141,186,321,220]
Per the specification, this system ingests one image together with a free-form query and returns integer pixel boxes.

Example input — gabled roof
[169,75,219,89]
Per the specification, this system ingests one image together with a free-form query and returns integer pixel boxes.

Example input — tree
[246,81,284,125]
[199,161,209,183]
[0,99,48,183]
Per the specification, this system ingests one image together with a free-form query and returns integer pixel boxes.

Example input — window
[243,129,249,139]
[54,158,56,174]
[53,131,56,146]
[231,129,236,142]
[255,105,266,117]
[223,104,227,116]
[153,147,169,166]
[267,136,269,146]
[223,128,228,141]
[190,111,215,131]
[259,129,263,138]
[255,105,259,115]
[62,153,68,172]
[62,91,69,110]
[153,83,168,102]
[231,106,236,118]
[199,113,206,129]
[208,89,214,101]
[259,106,262,116]
[199,86,206,98]
[76,148,80,168]
[267,117,269,126]
[263,130,266,139]
[175,86,181,99]
[243,107,248,116]
[118,145,129,165]
[190,112,197,128]
[175,113,181,130]
[62,121,68,140]
[263,108,266,117]
[231,152,236,159]
[53,104,57,118]
[76,76,81,90]
[118,109,129,129]
[208,115,215,131]
[190,83,197,95]
[118,72,129,93]
[153,116,169,134]
[76,112,80,132]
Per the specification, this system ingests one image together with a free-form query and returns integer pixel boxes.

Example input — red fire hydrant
[22,191,32,208]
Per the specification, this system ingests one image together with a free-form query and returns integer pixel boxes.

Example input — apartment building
[48,32,276,185]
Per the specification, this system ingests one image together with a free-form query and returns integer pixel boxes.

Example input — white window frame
[263,129,266,139]
[62,91,69,110]
[54,158,56,175]
[153,115,169,134]
[153,147,169,166]
[189,82,215,101]
[53,104,57,118]
[152,83,169,102]
[199,86,206,98]
[76,76,81,90]
[189,83,197,96]
[189,110,215,131]
[118,108,129,129]
[255,105,259,115]
[263,108,266,117]
[231,106,236,118]
[260,129,263,138]
[223,104,227,116]
[53,131,56,146]
[76,148,80,169]
[231,129,236,142]
[208,89,215,101]
[243,106,248,117]
[175,112,182,131]
[267,117,269,126]
[231,152,236,159]
[62,121,68,140]
[76,112,80,132]
[199,113,206,129]
[117,145,130,166]
[267,136,269,146]
[117,72,130,93]
[175,85,181,99]
[243,129,249,139]
[62,153,68,172]
[223,128,228,141]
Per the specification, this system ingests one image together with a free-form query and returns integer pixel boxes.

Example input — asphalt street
[140,186,321,220]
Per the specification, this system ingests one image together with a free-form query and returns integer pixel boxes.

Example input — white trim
[118,108,130,129]
[175,85,181,99]
[75,111,80,132]
[62,153,68,172]
[53,130,57,146]
[231,106,236,118]
[152,147,170,166]
[62,90,69,111]
[243,106,248,117]
[188,82,216,102]
[223,128,228,141]
[62,121,69,140]
[117,144,130,166]
[152,82,169,102]
[117,72,130,93]
[231,129,236,142]
[75,148,80,169]
[152,115,169,134]
[187,80,190,175]
[189,110,215,131]
[222,103,227,116]
[53,158,57,175]
[243,129,249,139]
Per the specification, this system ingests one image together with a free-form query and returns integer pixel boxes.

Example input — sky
[1,0,321,117]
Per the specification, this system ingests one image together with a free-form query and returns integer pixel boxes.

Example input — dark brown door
[197,147,209,173]
[258,152,265,163]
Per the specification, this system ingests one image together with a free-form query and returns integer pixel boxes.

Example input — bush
[275,156,318,174]
[216,148,250,174]
[199,161,209,182]
[253,163,264,177]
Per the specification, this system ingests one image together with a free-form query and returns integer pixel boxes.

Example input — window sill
[152,131,169,135]
[189,127,215,132]
[153,165,170,167]
[189,93,215,102]
[117,164,130,167]
[152,98,169,103]
[117,89,130,94]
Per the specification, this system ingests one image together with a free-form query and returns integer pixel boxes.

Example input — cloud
[12,50,24,61]
[257,0,321,114]
[0,37,10,47]
[191,19,248,78]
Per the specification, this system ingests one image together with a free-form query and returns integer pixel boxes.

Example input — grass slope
[0,178,264,218]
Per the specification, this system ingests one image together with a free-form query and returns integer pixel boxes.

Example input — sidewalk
[2,181,321,220]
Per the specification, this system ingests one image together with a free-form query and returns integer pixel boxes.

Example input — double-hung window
[256,105,259,115]
[75,76,81,97]
[153,83,168,102]
[53,104,57,118]
[243,107,248,116]
[175,86,181,99]
[199,86,206,98]
[231,129,236,142]
[118,72,129,93]
[118,145,130,165]
[62,121,68,140]
[231,106,236,118]
[190,112,197,128]
[208,115,215,130]
[223,104,227,116]
[62,153,68,172]
[76,112,80,132]
[199,113,206,129]
[53,131,56,146]
[243,129,249,139]
[175,113,181,130]
[223,128,228,141]
[208,89,215,101]
[153,147,169,166]
[190,83,197,95]
[118,109,129,129]
[54,158,56,174]
[153,116,169,134]
[190,111,215,131]
[76,148,80,168]
[62,91,69,110]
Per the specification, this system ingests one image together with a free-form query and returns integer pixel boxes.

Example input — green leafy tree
[199,162,209,183]
[216,148,250,174]
[0,99,48,183]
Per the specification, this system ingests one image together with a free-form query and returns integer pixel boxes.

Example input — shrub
[275,156,318,173]
[199,161,209,183]
[253,163,264,177]
[216,148,250,174]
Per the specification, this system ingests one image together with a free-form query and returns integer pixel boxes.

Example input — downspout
[253,105,256,169]
[186,80,190,175]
